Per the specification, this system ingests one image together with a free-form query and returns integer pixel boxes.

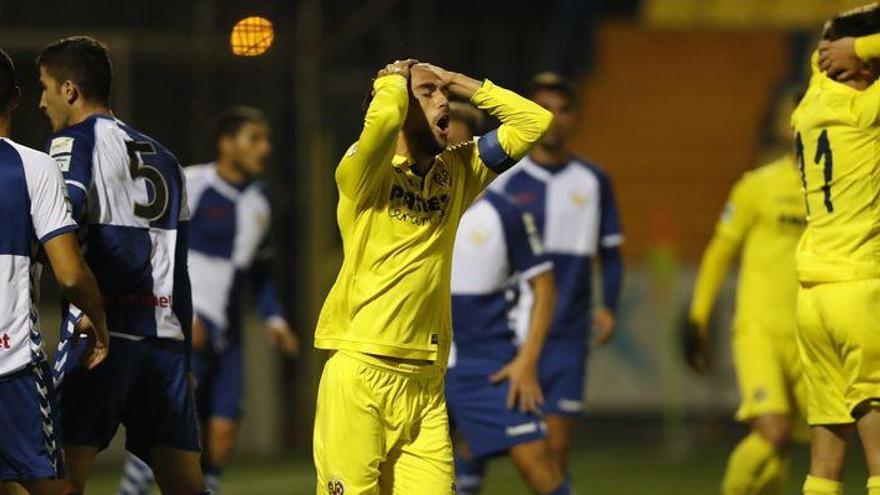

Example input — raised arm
[335,60,416,199]
[419,64,552,175]
[470,79,553,171]
[818,33,880,80]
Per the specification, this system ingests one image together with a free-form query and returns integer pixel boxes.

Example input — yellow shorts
[313,351,454,495]
[796,279,880,425]
[732,322,808,430]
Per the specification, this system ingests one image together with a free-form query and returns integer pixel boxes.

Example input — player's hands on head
[191,315,208,351]
[74,314,109,370]
[414,63,456,87]
[377,59,419,80]
[682,319,710,375]
[415,63,482,99]
[592,307,616,346]
[819,37,863,81]
[266,320,300,357]
[490,354,545,414]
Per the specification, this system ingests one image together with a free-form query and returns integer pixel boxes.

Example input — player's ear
[6,86,20,112]
[218,134,232,156]
[61,80,78,105]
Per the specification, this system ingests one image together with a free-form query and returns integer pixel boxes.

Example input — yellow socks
[721,433,780,495]
[802,475,842,495]
[868,475,880,495]
[755,454,788,495]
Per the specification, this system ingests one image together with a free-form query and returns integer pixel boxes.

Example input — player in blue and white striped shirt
[118,107,298,495]
[0,47,108,495]
[491,73,624,476]
[445,103,570,495]
[37,36,207,494]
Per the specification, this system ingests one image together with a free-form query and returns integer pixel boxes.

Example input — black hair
[35,36,112,105]
[824,3,880,41]
[0,49,17,112]
[211,105,268,146]
[527,71,577,102]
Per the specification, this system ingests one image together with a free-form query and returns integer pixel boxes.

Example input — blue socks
[455,453,487,495]
[547,477,573,495]
[202,461,223,494]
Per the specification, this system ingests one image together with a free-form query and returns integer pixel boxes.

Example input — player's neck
[396,130,435,175]
[69,103,112,127]
[215,159,249,186]
[0,116,10,138]
[530,144,569,168]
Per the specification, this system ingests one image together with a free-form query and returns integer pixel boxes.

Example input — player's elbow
[53,262,89,293]
[511,107,553,155]
[535,107,553,137]
[532,271,557,308]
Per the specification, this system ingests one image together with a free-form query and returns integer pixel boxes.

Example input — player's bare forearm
[43,233,105,325]
[689,234,737,331]
[519,271,556,365]
[43,232,109,364]
[448,73,482,100]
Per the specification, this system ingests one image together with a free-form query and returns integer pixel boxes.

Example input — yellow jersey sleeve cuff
[469,79,496,106]
[855,34,880,61]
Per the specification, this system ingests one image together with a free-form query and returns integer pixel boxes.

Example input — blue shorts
[0,362,63,482]
[192,334,243,422]
[539,341,588,416]
[58,337,200,463]
[445,359,546,459]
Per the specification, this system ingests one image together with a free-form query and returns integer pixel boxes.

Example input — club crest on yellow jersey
[327,478,344,495]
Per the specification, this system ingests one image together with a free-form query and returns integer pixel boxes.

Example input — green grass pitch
[85,440,870,494]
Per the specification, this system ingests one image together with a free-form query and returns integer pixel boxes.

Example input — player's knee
[520,464,563,493]
[548,443,570,471]
[811,447,847,480]
[513,448,563,492]
[753,417,792,452]
[61,478,86,495]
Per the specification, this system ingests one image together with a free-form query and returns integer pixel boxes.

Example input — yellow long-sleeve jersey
[314,74,552,366]
[690,155,806,335]
[792,52,880,282]
[855,33,880,61]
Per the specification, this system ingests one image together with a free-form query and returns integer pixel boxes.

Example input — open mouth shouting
[435,114,450,137]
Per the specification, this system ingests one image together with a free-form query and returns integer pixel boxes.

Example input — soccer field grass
[85,439,870,494]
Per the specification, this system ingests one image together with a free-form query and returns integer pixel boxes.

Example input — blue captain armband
[477,129,518,174]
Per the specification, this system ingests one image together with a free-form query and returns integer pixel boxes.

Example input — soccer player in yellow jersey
[312,59,552,494]
[687,93,807,494]
[789,6,880,495]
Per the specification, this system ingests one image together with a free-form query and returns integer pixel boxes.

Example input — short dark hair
[0,49,17,112]
[527,72,577,102]
[824,3,880,41]
[36,36,112,105]
[211,106,268,145]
